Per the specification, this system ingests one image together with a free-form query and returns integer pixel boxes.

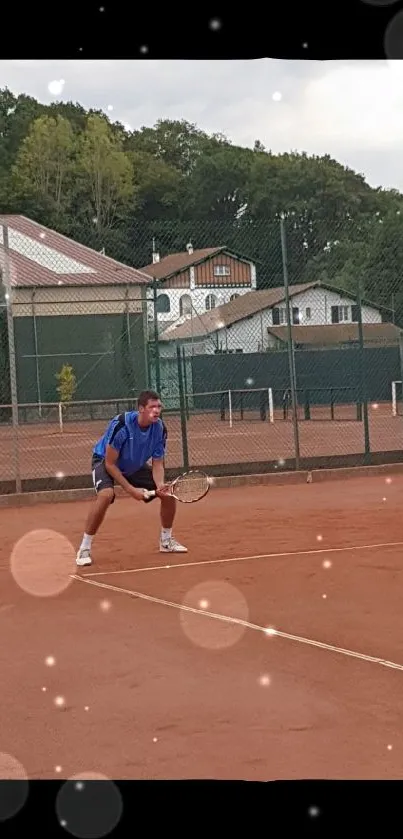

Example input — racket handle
[143,489,156,500]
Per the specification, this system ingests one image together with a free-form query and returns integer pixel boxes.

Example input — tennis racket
[143,470,211,503]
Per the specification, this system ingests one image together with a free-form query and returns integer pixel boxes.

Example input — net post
[268,387,274,423]
[228,390,233,428]
[58,402,64,433]
[392,381,398,416]
[176,345,189,471]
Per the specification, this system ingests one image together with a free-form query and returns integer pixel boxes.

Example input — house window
[351,305,359,322]
[230,293,240,301]
[292,307,300,324]
[179,294,192,316]
[272,307,287,325]
[331,305,350,323]
[156,293,170,313]
[305,307,311,320]
[205,294,217,311]
[214,265,230,276]
[338,305,349,322]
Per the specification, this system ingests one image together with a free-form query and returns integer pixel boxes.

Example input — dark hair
[137,389,161,408]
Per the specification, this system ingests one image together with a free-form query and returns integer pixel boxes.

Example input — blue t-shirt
[93,411,167,475]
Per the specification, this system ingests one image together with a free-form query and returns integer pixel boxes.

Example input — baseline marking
[80,540,403,578]
[72,574,403,672]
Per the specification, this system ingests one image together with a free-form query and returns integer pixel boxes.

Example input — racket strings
[175,472,209,502]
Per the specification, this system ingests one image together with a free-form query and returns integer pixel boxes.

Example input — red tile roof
[159,284,318,340]
[0,215,152,287]
[139,247,247,279]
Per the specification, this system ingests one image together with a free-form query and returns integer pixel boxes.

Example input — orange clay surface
[1,473,403,780]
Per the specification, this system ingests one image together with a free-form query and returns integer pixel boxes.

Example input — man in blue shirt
[76,389,187,567]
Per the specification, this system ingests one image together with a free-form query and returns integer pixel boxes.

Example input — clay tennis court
[0,401,402,489]
[1,471,403,781]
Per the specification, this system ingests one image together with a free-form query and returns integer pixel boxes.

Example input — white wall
[159,313,272,357]
[271,288,381,327]
[155,285,251,323]
[159,287,384,357]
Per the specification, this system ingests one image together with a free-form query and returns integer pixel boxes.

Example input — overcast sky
[2,58,403,193]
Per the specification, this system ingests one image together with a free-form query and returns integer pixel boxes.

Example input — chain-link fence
[1,213,403,494]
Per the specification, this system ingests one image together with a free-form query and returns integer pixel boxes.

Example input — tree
[304,236,370,293]
[363,210,403,324]
[128,151,183,219]
[76,114,134,229]
[0,88,48,213]
[55,364,77,404]
[183,143,252,219]
[12,114,76,216]
[127,119,217,175]
[3,86,403,309]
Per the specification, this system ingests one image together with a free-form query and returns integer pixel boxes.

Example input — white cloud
[302,61,403,150]
[2,58,403,191]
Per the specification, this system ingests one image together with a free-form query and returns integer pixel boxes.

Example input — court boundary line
[72,574,403,673]
[79,540,403,578]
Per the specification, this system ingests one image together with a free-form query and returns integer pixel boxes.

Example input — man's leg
[76,459,115,567]
[159,494,188,552]
[129,466,187,553]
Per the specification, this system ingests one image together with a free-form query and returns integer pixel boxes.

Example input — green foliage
[12,114,75,216]
[55,364,77,404]
[2,88,403,317]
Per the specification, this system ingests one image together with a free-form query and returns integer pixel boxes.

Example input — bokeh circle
[55,772,123,838]
[384,10,403,58]
[0,752,29,821]
[180,580,249,649]
[10,529,76,597]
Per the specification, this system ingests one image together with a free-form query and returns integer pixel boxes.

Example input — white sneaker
[159,537,188,553]
[76,548,92,567]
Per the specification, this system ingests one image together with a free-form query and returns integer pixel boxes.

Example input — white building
[158,281,388,356]
[138,243,257,327]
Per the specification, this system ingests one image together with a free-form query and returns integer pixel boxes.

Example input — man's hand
[105,445,147,501]
[130,486,148,502]
[155,483,170,497]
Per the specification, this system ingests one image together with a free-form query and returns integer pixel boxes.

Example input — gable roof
[267,322,401,347]
[139,246,254,280]
[0,215,152,287]
[159,283,318,341]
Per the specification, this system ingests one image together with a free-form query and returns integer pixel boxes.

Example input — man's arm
[152,457,166,491]
[152,421,169,493]
[104,445,145,501]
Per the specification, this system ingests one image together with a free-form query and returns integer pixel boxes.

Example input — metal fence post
[356,277,371,463]
[176,344,189,471]
[280,215,301,470]
[152,277,161,393]
[2,224,22,493]
[181,346,190,419]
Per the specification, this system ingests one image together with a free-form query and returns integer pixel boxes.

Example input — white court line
[80,540,403,578]
[72,574,403,673]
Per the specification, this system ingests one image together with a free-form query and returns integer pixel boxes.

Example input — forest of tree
[2,86,403,322]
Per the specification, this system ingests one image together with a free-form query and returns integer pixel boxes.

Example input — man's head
[137,390,162,425]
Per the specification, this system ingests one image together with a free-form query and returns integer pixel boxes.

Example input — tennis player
[76,389,187,567]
